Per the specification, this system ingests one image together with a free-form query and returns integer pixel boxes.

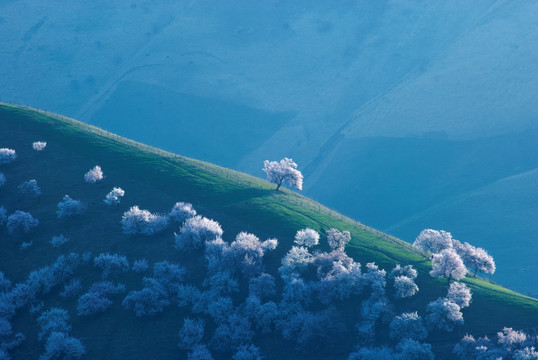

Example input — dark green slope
[0,103,536,359]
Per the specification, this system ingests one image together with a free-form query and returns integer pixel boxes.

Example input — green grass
[0,103,536,359]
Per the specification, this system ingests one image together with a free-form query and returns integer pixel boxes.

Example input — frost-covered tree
[32,141,47,151]
[37,308,71,341]
[0,173,5,187]
[40,331,85,360]
[122,278,170,317]
[262,158,303,191]
[233,344,262,360]
[60,279,82,298]
[132,259,149,273]
[396,338,435,360]
[84,165,104,183]
[497,327,527,351]
[170,202,196,223]
[77,281,125,316]
[188,344,213,360]
[514,347,538,360]
[178,318,205,350]
[389,312,428,341]
[0,149,16,165]
[430,248,467,284]
[211,312,254,351]
[50,235,69,248]
[279,246,313,281]
[175,215,222,250]
[456,242,496,277]
[326,228,351,251]
[93,253,129,278]
[248,273,276,299]
[104,187,125,205]
[121,206,169,235]
[17,180,41,197]
[426,297,463,331]
[393,276,419,298]
[229,232,278,277]
[447,282,472,308]
[294,228,319,247]
[56,195,85,218]
[413,229,453,255]
[6,211,39,234]
[390,264,418,280]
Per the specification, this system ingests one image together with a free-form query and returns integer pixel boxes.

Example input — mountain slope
[0,104,537,359]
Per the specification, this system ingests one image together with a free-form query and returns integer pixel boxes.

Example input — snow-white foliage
[396,338,435,360]
[389,312,428,341]
[313,250,363,303]
[279,246,313,281]
[456,241,496,276]
[170,202,196,223]
[32,141,47,151]
[447,282,472,308]
[93,253,129,278]
[104,187,125,205]
[514,347,538,360]
[497,327,527,350]
[83,166,104,183]
[56,195,85,218]
[362,262,387,296]
[0,148,16,165]
[262,158,303,190]
[178,318,205,350]
[413,229,453,255]
[0,206,7,226]
[229,232,278,277]
[390,264,418,279]
[430,248,467,283]
[426,297,463,331]
[6,210,39,234]
[50,235,69,248]
[121,206,169,236]
[175,215,222,250]
[393,276,419,298]
[0,172,5,187]
[326,228,351,251]
[294,228,319,247]
[17,179,41,197]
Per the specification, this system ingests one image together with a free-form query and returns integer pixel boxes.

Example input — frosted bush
[393,276,419,298]
[175,215,223,250]
[326,228,351,251]
[390,264,418,279]
[178,318,205,349]
[426,297,463,331]
[121,206,169,235]
[6,210,39,234]
[447,282,472,308]
[413,229,453,255]
[32,141,47,151]
[56,195,85,218]
[0,148,16,165]
[497,327,527,350]
[294,228,319,247]
[389,312,428,341]
[104,187,125,205]
[40,331,85,360]
[170,202,196,223]
[50,235,69,248]
[84,166,104,183]
[37,308,71,341]
[77,281,125,316]
[132,259,149,273]
[0,173,5,187]
[93,253,129,278]
[18,179,42,197]
[60,279,82,298]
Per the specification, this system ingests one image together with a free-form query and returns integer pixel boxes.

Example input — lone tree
[262,158,303,191]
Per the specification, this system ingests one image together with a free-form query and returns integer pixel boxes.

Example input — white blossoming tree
[84,166,104,183]
[32,141,47,151]
[0,148,17,165]
[262,158,303,191]
[104,187,125,205]
[294,228,319,247]
[430,248,467,284]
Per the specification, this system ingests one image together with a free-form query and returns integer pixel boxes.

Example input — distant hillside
[1,0,537,295]
[0,104,537,359]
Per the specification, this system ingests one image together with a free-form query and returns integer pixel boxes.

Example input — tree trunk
[276,183,281,191]
[473,268,478,277]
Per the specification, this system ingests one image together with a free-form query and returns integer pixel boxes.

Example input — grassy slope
[0,103,537,359]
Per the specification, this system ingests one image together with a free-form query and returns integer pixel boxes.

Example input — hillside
[0,104,537,359]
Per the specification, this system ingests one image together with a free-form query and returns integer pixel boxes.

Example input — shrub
[40,332,85,360]
[56,195,85,218]
[187,344,213,360]
[122,278,170,317]
[32,141,47,151]
[17,180,41,197]
[121,206,169,235]
[178,318,205,349]
[84,166,103,183]
[447,282,472,309]
[37,308,71,341]
[6,211,38,234]
[396,338,434,360]
[175,215,223,250]
[60,279,82,298]
[426,297,463,332]
[170,202,196,223]
[233,344,262,360]
[132,259,149,273]
[229,232,278,277]
[211,312,254,351]
[50,235,69,248]
[390,264,417,279]
[389,312,428,341]
[0,149,16,165]
[77,281,124,316]
[104,187,125,205]
[93,253,129,278]
[393,276,419,298]
[326,228,351,251]
[248,273,276,299]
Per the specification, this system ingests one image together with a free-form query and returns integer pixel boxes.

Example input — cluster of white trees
[121,206,169,236]
[32,141,47,151]
[0,148,16,165]
[413,229,496,282]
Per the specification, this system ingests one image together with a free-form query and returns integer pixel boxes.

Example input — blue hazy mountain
[0,0,537,294]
